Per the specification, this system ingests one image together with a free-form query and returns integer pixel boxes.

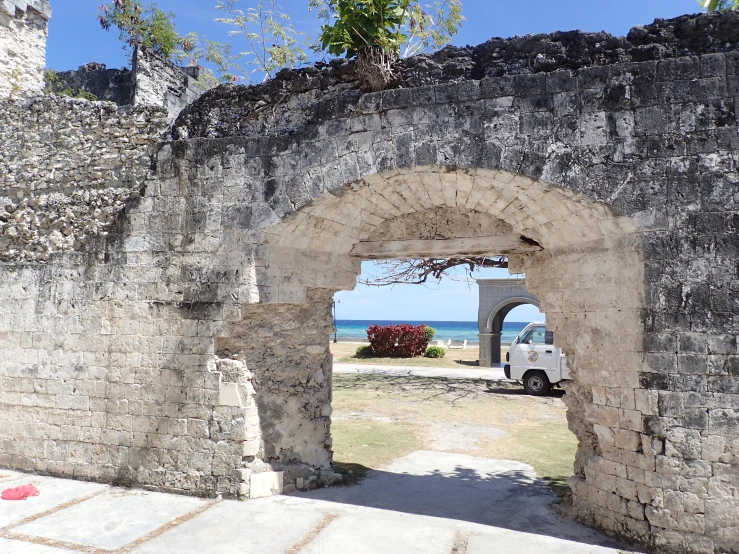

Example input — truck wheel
[523,371,550,396]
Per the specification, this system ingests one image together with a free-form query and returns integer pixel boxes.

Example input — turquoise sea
[334,320,532,346]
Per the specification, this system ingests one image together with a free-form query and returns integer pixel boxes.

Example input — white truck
[503,322,570,396]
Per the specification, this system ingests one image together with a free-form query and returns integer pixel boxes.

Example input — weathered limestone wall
[163,16,739,549]
[0,95,169,260]
[47,62,136,105]
[132,47,215,119]
[0,10,738,554]
[0,93,288,497]
[46,47,215,120]
[0,0,51,98]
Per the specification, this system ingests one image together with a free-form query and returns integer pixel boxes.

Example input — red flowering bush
[366,324,430,358]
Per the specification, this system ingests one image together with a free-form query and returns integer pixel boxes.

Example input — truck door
[526,327,560,381]
[513,325,556,374]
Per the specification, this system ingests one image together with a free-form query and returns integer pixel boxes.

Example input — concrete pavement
[0,451,640,554]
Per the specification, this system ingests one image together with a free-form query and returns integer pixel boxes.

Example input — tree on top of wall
[313,0,464,91]
[98,0,464,87]
[98,1,182,58]
[214,0,309,82]
[702,0,739,10]
[212,0,463,86]
[98,1,239,82]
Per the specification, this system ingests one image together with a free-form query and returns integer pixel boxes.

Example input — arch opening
[230,165,645,534]
[486,296,542,365]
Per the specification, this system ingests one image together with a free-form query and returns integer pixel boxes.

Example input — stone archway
[477,279,541,366]
[2,11,738,554]
[244,166,645,532]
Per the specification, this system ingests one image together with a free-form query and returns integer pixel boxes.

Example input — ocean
[334,320,532,346]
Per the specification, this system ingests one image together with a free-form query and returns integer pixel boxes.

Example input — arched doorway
[477,278,540,366]
[250,166,644,512]
[489,297,541,365]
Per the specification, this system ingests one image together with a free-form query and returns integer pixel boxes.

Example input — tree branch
[358,257,509,287]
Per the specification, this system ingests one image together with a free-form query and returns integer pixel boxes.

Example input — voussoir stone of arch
[1,9,739,554]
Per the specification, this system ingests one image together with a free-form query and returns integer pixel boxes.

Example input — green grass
[330,374,577,498]
[331,419,424,485]
[330,342,486,368]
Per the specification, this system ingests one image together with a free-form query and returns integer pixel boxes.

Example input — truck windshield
[520,327,546,345]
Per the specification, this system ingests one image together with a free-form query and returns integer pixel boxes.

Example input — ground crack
[285,512,339,553]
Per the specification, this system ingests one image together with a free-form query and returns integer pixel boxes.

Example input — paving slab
[0,473,107,529]
[132,496,326,554]
[0,470,22,483]
[299,450,626,550]
[465,528,620,554]
[301,511,456,554]
[0,537,76,553]
[0,452,642,554]
[13,488,206,550]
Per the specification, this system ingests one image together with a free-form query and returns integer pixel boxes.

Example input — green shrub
[355,345,374,357]
[424,346,446,358]
[424,325,436,342]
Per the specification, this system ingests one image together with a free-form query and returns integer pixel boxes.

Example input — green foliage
[315,0,409,58]
[97,0,463,85]
[59,88,100,101]
[43,69,60,93]
[98,1,181,58]
[312,0,464,59]
[43,70,99,101]
[99,2,237,82]
[424,325,436,342]
[215,0,309,82]
[402,0,464,57]
[424,346,446,358]
[355,345,375,357]
[76,90,100,101]
[176,33,241,83]
[702,0,739,10]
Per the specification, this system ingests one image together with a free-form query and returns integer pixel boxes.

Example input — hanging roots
[355,46,399,92]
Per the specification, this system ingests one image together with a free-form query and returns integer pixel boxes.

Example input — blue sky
[335,263,533,322]
[47,0,699,322]
[48,1,699,72]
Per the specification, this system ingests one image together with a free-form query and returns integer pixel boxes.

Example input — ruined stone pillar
[0,0,51,98]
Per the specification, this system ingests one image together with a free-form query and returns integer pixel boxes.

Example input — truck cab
[504,322,570,395]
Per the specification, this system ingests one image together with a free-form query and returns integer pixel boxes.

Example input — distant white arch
[485,296,541,332]
[477,279,540,366]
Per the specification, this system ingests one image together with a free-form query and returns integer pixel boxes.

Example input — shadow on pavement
[298,452,628,551]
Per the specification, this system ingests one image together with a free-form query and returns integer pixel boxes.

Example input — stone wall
[46,62,135,105]
[47,47,215,120]
[132,47,215,119]
[0,94,266,496]
[0,0,210,115]
[163,13,739,551]
[0,10,738,554]
[0,0,51,98]
[0,95,169,260]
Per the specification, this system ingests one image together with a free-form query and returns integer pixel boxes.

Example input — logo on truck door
[527,351,538,362]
